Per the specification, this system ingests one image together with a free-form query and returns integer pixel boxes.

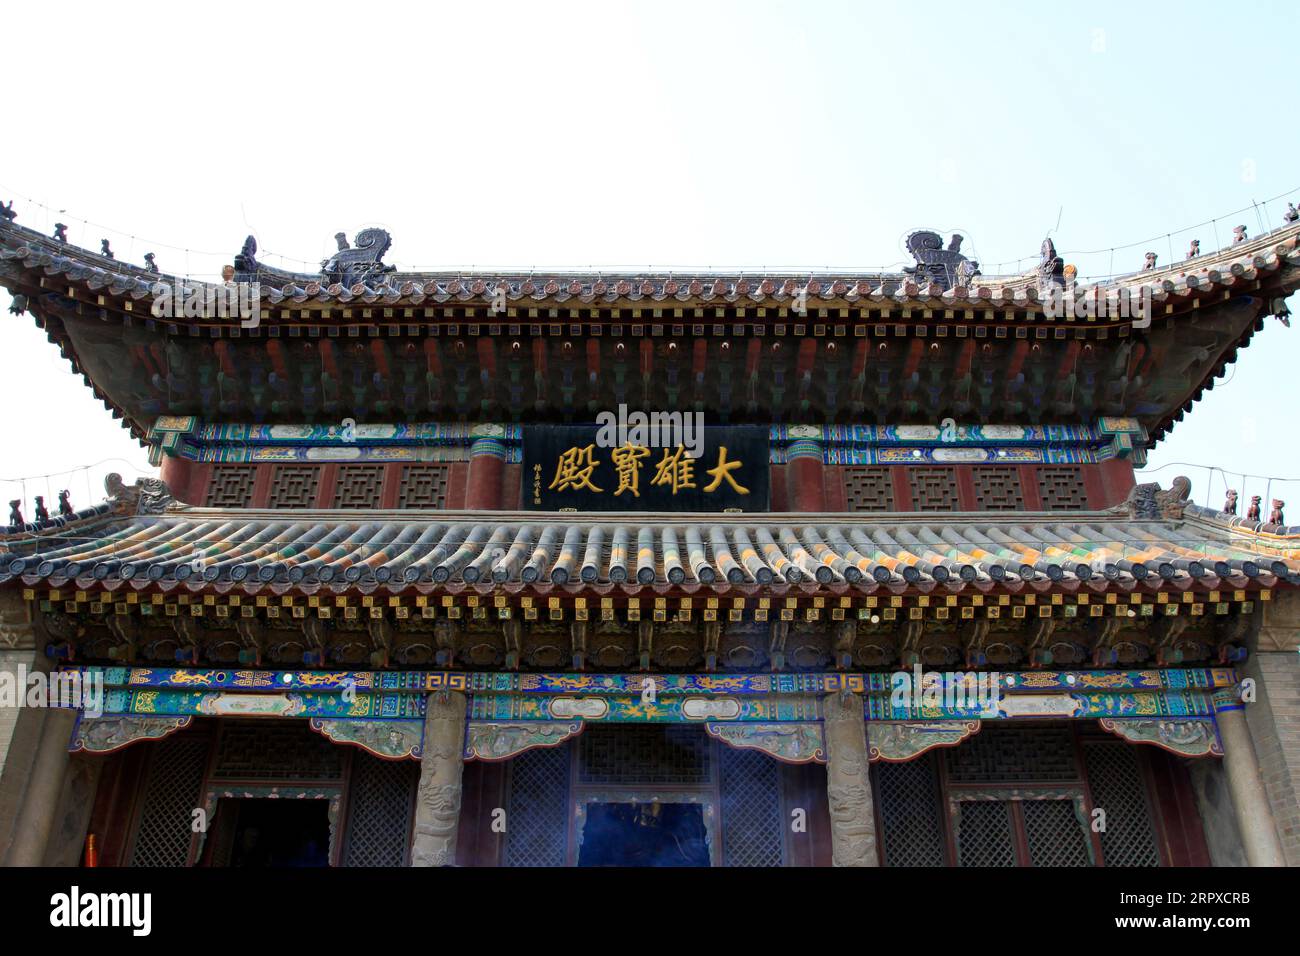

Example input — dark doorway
[577,802,710,866]
[203,798,332,867]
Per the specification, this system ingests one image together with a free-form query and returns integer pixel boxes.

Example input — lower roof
[2,503,1295,595]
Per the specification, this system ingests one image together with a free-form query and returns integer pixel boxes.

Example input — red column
[159,456,202,505]
[464,436,506,511]
[787,436,825,513]
[1096,458,1137,508]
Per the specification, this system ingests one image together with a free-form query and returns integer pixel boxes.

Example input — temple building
[0,211,1298,868]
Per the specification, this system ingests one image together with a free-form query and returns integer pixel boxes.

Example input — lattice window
[1023,798,1092,866]
[844,466,896,512]
[505,742,571,867]
[333,465,385,508]
[944,726,1078,783]
[955,800,1016,867]
[876,753,946,866]
[972,466,1025,511]
[578,725,713,786]
[908,467,959,511]
[1037,466,1089,511]
[129,735,209,866]
[719,746,784,866]
[211,721,342,781]
[267,465,321,509]
[1083,742,1161,866]
[343,751,418,866]
[398,465,450,509]
[206,465,256,508]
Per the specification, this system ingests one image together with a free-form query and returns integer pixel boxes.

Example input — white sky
[2,0,1298,516]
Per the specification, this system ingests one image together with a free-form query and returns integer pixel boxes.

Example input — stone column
[1184,758,1248,867]
[0,592,58,864]
[1214,689,1286,867]
[822,689,878,866]
[4,705,77,866]
[0,593,37,779]
[43,755,104,867]
[410,688,467,866]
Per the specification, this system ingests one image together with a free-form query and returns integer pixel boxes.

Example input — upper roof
[2,214,1297,440]
[4,217,1298,314]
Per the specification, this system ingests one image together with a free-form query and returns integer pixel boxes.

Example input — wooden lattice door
[872,723,1167,867]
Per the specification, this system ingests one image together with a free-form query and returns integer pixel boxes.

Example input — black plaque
[523,425,769,512]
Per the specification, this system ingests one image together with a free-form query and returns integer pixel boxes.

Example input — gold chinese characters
[548,444,750,498]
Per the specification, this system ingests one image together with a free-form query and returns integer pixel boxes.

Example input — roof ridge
[6,217,1297,302]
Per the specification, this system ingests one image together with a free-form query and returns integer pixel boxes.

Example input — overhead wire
[2,181,1298,280]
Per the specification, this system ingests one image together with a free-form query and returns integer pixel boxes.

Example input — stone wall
[1245,591,1300,866]
[1242,650,1300,865]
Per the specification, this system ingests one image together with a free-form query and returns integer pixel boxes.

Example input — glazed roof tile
[4,219,1299,315]
[2,503,1295,594]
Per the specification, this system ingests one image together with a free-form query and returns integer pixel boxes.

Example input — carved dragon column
[822,689,878,866]
[410,688,468,867]
[1214,687,1286,867]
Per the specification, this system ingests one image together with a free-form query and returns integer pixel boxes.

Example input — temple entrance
[503,724,795,866]
[202,798,331,868]
[576,802,710,866]
[119,720,349,866]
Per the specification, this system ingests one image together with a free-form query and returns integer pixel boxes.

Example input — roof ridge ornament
[1115,476,1192,520]
[1037,237,1066,294]
[321,227,394,287]
[903,230,979,291]
[234,235,260,275]
[105,473,174,516]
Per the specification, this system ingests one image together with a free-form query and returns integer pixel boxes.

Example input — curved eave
[4,218,1297,320]
[2,504,1295,595]
[3,217,1298,443]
